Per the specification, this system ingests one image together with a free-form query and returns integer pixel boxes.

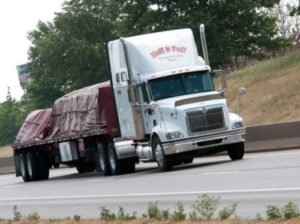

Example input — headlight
[232,122,244,129]
[166,131,184,140]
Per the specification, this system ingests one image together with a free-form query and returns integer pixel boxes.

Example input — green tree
[0,97,21,146]
[117,0,289,67]
[27,0,121,108]
[26,0,291,109]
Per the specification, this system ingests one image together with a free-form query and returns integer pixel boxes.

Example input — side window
[128,83,150,104]
[141,83,150,103]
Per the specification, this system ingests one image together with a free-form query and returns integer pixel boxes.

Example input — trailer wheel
[96,143,110,176]
[107,142,122,175]
[227,142,245,160]
[152,137,173,171]
[20,153,30,182]
[26,152,41,181]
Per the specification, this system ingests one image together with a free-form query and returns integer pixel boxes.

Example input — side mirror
[211,69,227,91]
[239,87,246,96]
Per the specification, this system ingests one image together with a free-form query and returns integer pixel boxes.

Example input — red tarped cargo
[15,108,52,144]
[47,81,117,139]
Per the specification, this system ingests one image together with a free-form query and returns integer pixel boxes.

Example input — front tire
[152,137,173,171]
[227,142,245,160]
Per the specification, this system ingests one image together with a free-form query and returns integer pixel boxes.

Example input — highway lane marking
[200,171,240,175]
[1,187,300,203]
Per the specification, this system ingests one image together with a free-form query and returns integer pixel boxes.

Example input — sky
[0,0,64,102]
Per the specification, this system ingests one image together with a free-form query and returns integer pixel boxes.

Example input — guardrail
[1,121,300,175]
[0,156,14,175]
[245,121,300,152]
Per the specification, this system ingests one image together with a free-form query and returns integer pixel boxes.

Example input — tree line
[0,0,298,146]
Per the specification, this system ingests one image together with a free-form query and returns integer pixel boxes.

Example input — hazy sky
[0,0,64,102]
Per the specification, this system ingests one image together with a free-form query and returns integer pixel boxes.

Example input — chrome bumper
[162,129,246,155]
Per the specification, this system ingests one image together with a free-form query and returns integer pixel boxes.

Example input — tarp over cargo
[47,81,117,139]
[15,108,52,144]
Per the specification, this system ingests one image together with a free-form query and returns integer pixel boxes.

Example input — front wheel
[152,137,173,171]
[227,142,245,160]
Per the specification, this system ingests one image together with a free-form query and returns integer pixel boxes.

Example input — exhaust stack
[199,24,209,66]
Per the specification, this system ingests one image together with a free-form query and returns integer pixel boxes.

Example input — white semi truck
[13,25,245,181]
[107,25,245,172]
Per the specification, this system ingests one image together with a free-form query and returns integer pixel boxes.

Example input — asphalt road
[0,150,300,220]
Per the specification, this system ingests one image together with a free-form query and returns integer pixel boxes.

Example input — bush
[189,211,198,221]
[147,201,160,219]
[171,202,186,221]
[13,205,22,221]
[147,201,169,220]
[266,205,282,220]
[27,212,40,221]
[282,202,299,219]
[117,207,137,220]
[218,202,238,220]
[192,194,220,220]
[100,206,116,221]
[73,214,81,221]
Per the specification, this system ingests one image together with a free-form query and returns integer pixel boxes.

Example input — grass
[226,50,300,126]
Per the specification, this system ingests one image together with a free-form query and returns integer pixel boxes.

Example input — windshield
[148,71,215,101]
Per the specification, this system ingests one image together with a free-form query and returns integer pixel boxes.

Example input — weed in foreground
[147,201,169,220]
[117,206,137,220]
[218,202,238,220]
[73,214,81,221]
[266,204,281,220]
[27,211,40,221]
[100,206,116,221]
[192,194,220,220]
[171,202,186,221]
[13,205,22,221]
[282,202,300,219]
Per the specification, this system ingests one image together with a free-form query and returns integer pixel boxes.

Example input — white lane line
[1,187,300,203]
[200,171,240,175]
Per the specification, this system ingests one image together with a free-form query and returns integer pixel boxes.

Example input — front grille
[186,107,225,134]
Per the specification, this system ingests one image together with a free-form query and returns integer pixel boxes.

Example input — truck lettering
[150,46,188,58]
[150,47,165,58]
